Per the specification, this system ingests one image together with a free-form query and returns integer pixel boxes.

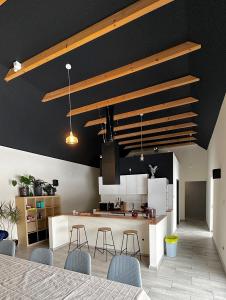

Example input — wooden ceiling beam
[5,0,174,82]
[98,112,198,135]
[129,141,196,151]
[118,130,196,145]
[0,0,7,6]
[42,41,201,102]
[124,136,197,149]
[114,122,197,140]
[68,75,200,117]
[85,96,198,127]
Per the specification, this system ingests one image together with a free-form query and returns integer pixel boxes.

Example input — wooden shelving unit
[16,196,61,247]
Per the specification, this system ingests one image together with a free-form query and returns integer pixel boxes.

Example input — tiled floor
[16,221,226,299]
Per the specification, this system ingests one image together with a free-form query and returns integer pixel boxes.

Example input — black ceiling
[0,0,225,167]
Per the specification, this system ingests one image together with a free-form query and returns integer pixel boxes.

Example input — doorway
[185,181,206,221]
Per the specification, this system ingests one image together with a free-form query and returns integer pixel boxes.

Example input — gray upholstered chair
[30,248,53,265]
[107,255,142,287]
[0,240,16,256]
[64,249,91,275]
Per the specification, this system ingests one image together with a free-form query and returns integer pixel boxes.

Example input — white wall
[207,94,226,270]
[166,145,208,221]
[172,153,179,231]
[0,146,99,215]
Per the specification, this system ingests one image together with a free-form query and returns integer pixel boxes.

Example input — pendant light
[65,64,78,145]
[140,113,144,161]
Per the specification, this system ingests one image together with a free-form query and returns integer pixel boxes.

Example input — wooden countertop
[55,213,166,225]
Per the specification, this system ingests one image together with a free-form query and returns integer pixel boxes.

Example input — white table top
[0,254,150,300]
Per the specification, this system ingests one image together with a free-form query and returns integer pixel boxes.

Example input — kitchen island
[49,213,167,269]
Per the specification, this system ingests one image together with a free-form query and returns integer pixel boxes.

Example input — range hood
[101,106,120,185]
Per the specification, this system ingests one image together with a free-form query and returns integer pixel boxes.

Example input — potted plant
[6,202,20,244]
[0,202,6,230]
[43,183,56,196]
[11,175,33,197]
[32,178,45,196]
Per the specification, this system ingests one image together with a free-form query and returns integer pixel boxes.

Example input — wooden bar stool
[68,225,90,253]
[120,230,141,260]
[94,227,116,261]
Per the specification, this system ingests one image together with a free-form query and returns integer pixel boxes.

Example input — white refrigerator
[148,178,169,215]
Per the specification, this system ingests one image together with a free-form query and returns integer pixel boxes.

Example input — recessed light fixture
[13,61,22,72]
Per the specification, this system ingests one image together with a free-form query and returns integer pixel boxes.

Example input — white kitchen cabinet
[98,177,119,195]
[118,175,126,195]
[99,174,149,195]
[148,178,169,215]
[126,175,137,194]
[136,174,148,194]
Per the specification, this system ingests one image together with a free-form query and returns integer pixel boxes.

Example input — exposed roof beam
[124,136,197,149]
[129,141,196,152]
[5,0,174,82]
[0,0,7,6]
[68,75,199,117]
[85,97,198,127]
[114,122,197,140]
[42,41,201,102]
[118,130,196,145]
[98,112,198,135]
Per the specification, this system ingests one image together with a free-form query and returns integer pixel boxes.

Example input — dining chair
[30,248,53,265]
[64,249,91,275]
[0,240,16,256]
[107,255,142,287]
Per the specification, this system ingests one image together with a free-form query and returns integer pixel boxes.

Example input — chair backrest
[0,240,16,256]
[30,248,53,265]
[64,250,91,275]
[107,255,142,287]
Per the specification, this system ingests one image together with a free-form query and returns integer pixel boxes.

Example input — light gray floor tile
[15,220,226,299]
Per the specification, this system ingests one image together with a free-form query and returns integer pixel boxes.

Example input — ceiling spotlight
[154,147,158,152]
[13,61,22,72]
[140,153,144,162]
[100,155,102,159]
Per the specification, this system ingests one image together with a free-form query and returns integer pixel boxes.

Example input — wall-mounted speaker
[213,169,221,179]
[52,179,59,187]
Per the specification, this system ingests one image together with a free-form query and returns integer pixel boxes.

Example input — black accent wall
[119,153,173,184]
[0,1,225,167]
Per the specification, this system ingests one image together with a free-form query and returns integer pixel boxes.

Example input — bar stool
[68,225,90,253]
[94,227,116,261]
[120,230,141,260]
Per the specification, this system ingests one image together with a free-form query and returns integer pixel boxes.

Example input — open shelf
[16,196,61,246]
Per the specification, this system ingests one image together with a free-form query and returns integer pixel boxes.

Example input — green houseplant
[0,201,20,243]
[43,183,56,196]
[11,175,33,197]
[6,202,20,241]
[31,178,45,196]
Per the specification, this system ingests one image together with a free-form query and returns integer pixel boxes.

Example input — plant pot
[19,187,29,197]
[34,186,43,196]
[47,188,55,196]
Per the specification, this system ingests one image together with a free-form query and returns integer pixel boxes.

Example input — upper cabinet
[126,175,137,194]
[136,174,148,194]
[98,174,148,195]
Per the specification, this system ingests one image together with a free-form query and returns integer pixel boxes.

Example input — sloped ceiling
[0,0,225,167]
